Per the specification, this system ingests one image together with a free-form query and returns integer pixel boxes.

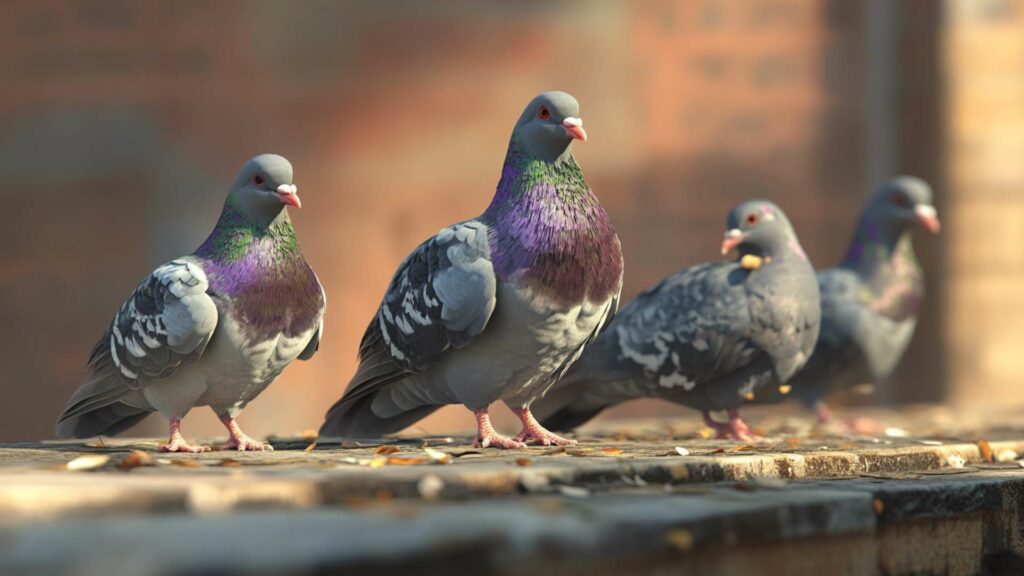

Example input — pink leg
[159,417,210,453]
[511,407,577,446]
[472,409,525,449]
[219,415,273,451]
[811,401,883,434]
[702,409,762,442]
[814,401,835,425]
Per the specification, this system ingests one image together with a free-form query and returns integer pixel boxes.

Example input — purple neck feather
[482,137,622,305]
[841,215,924,320]
[194,201,323,341]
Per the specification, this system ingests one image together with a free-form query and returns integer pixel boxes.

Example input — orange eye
[537,106,551,120]
[746,214,758,225]
[253,174,264,186]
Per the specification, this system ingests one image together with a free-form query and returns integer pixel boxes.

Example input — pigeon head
[866,176,940,236]
[228,154,299,226]
[511,91,587,163]
[721,200,804,260]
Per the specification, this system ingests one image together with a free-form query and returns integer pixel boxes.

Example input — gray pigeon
[319,91,623,448]
[533,200,820,440]
[787,176,940,423]
[56,154,326,452]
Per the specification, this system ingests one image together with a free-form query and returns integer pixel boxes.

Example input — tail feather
[320,334,440,439]
[320,390,441,439]
[55,337,153,439]
[533,375,610,432]
[56,403,150,439]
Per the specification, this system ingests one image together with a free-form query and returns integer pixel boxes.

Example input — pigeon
[787,176,940,423]
[533,200,820,441]
[56,154,326,452]
[319,91,623,448]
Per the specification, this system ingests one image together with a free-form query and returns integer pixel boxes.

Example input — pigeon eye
[891,194,909,207]
[537,106,551,120]
[253,175,265,186]
[746,214,758,225]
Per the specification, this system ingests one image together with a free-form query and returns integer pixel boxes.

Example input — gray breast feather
[377,219,497,372]
[809,267,915,382]
[108,259,218,386]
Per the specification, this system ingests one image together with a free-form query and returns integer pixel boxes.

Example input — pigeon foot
[472,408,526,449]
[218,415,273,451]
[703,410,762,442]
[511,407,578,446]
[159,418,210,453]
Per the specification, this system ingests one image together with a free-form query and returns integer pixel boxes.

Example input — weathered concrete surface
[3,411,1024,575]
[2,471,1024,575]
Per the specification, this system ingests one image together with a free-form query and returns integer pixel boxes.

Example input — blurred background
[1,0,1021,441]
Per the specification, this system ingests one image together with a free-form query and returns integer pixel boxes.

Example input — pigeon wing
[56,259,218,434]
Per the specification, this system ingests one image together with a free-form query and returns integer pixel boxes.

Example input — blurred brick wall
[0,0,1004,441]
[942,0,1024,410]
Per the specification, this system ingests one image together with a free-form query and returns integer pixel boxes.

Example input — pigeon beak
[914,205,941,234]
[276,184,301,209]
[721,229,744,255]
[562,117,587,141]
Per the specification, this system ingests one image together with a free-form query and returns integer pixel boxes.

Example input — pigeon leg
[159,417,210,453]
[473,408,526,449]
[702,410,761,442]
[812,402,884,435]
[218,415,273,451]
[813,400,835,424]
[511,407,578,446]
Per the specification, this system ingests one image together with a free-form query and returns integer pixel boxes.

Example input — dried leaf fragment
[170,459,201,468]
[116,450,153,470]
[374,445,401,455]
[873,498,885,515]
[303,442,317,452]
[978,440,994,463]
[386,456,428,466]
[514,458,533,467]
[66,455,110,471]
[423,447,452,464]
[601,447,624,455]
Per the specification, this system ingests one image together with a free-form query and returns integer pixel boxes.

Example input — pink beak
[914,205,940,234]
[276,184,301,209]
[563,117,587,141]
[721,229,744,255]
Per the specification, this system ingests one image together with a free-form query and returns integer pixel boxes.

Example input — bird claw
[222,435,273,452]
[474,432,526,449]
[515,430,577,446]
[703,411,762,442]
[159,439,210,453]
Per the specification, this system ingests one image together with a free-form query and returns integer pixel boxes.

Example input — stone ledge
[1,432,1021,520]
[2,471,1024,575]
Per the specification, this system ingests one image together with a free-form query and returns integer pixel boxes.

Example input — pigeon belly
[138,311,317,418]
[389,281,614,412]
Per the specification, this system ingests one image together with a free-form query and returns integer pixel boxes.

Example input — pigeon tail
[319,390,441,439]
[57,404,150,439]
[55,338,152,438]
